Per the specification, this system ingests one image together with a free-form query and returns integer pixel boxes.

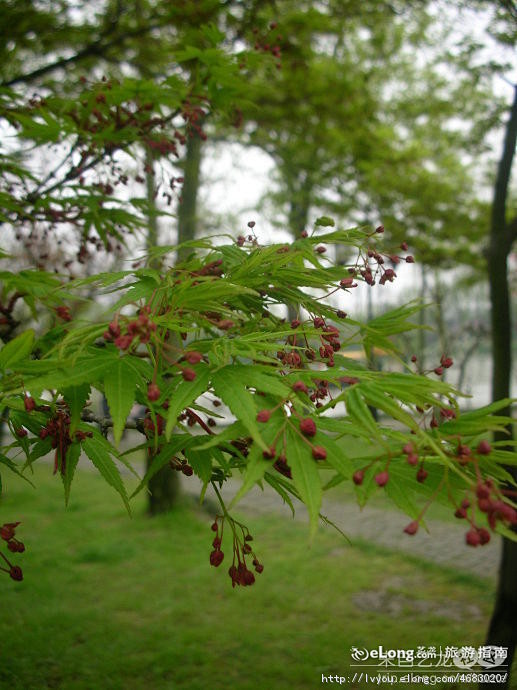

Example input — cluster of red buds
[55,305,72,322]
[353,444,430,493]
[332,234,414,288]
[236,221,260,247]
[433,353,454,377]
[256,405,328,463]
[210,515,264,587]
[190,259,224,279]
[273,454,292,478]
[410,353,453,378]
[353,465,391,488]
[103,306,157,351]
[277,348,302,368]
[365,438,517,543]
[160,175,185,207]
[401,443,429,483]
[1,522,24,581]
[182,97,209,141]
[169,456,194,477]
[72,76,181,153]
[275,315,344,371]
[38,408,92,475]
[143,409,166,437]
[145,136,178,156]
[450,441,517,546]
[229,436,251,458]
[251,21,283,70]
[317,321,341,368]
[178,407,215,433]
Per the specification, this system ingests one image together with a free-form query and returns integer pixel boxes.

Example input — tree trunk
[417,265,427,371]
[286,178,311,322]
[177,127,203,261]
[145,128,204,514]
[433,271,449,365]
[287,192,310,239]
[144,145,179,514]
[146,448,180,515]
[482,84,517,690]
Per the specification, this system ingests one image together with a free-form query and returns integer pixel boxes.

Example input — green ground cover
[0,465,507,690]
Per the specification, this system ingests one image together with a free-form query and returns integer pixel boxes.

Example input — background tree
[2,3,517,688]
[0,0,280,513]
[483,81,517,689]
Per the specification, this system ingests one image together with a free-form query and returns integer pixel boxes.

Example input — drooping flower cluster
[209,515,264,588]
[38,407,92,475]
[0,522,24,581]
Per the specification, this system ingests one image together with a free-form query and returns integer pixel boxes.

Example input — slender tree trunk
[145,146,158,250]
[286,185,311,321]
[433,272,449,362]
[482,84,517,690]
[144,145,179,514]
[366,284,379,421]
[177,128,203,261]
[287,194,310,240]
[145,128,204,514]
[417,265,427,371]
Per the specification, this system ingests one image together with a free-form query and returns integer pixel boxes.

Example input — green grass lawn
[0,465,509,690]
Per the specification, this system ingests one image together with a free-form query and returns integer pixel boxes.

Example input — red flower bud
[256,409,271,423]
[300,418,317,437]
[0,525,15,541]
[147,383,160,402]
[465,528,481,547]
[209,550,224,567]
[24,396,36,412]
[416,467,428,483]
[477,440,491,455]
[403,520,419,535]
[217,319,234,330]
[375,471,389,487]
[181,368,196,381]
[312,445,327,460]
[478,528,490,545]
[440,355,453,368]
[353,470,364,485]
[340,277,356,288]
[9,566,23,581]
[56,306,72,322]
[184,351,203,364]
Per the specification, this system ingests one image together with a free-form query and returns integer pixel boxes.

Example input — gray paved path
[181,477,501,581]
